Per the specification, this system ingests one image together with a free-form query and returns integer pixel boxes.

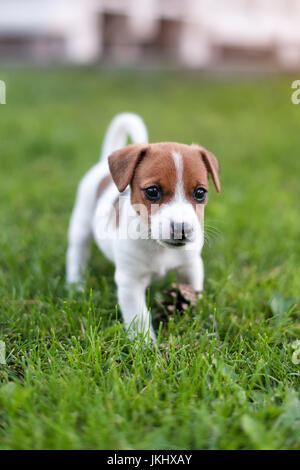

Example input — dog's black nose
[170,221,192,241]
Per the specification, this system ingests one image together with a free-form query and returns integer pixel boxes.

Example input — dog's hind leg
[66,165,101,287]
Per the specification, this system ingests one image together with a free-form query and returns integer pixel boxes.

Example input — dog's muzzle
[162,220,194,247]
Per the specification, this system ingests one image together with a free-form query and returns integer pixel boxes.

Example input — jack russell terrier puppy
[66,113,220,343]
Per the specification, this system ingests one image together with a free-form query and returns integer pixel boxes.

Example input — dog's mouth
[158,240,187,248]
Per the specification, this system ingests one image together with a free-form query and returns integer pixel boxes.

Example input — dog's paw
[66,281,85,295]
[126,327,157,349]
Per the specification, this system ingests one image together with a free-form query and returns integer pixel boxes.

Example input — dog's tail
[100,113,148,161]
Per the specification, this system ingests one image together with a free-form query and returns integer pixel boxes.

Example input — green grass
[0,67,300,450]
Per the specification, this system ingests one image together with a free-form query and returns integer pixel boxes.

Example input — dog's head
[108,142,220,248]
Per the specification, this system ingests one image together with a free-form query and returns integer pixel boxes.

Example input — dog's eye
[193,187,207,203]
[144,186,162,202]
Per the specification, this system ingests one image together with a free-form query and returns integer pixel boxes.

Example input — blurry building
[0,0,300,69]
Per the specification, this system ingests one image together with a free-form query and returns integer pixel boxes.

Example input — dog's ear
[199,147,221,193]
[108,144,148,192]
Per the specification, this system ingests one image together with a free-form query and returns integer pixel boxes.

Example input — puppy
[66,113,220,342]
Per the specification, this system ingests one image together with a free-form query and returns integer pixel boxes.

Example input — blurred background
[1,0,300,71]
[1,0,300,451]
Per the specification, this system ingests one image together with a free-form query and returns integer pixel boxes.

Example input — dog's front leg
[179,255,204,295]
[115,271,156,343]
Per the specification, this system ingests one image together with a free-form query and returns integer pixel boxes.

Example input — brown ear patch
[108,144,148,192]
[199,147,220,193]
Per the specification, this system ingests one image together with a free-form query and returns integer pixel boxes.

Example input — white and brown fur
[66,113,220,343]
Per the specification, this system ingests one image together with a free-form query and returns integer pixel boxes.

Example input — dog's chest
[151,250,183,277]
[133,243,186,279]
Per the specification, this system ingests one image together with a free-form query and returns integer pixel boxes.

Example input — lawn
[0,68,300,450]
